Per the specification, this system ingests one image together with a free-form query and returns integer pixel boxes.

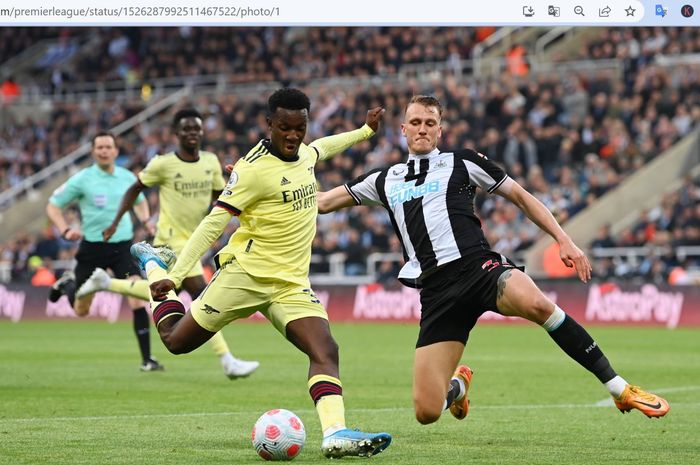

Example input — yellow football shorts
[189,260,327,334]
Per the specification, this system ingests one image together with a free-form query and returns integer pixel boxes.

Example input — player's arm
[103,181,146,241]
[46,203,82,241]
[46,176,82,241]
[318,186,356,214]
[150,206,233,300]
[310,107,384,161]
[131,192,155,237]
[495,178,591,283]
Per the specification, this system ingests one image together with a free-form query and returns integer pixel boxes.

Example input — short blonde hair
[407,95,443,117]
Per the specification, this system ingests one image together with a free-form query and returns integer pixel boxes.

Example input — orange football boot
[614,385,670,418]
[449,365,474,420]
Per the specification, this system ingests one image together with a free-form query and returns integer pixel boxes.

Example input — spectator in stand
[591,224,617,249]
[1,77,21,104]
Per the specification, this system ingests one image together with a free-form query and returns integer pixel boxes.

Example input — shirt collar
[262,139,300,163]
[408,148,440,161]
[91,164,116,177]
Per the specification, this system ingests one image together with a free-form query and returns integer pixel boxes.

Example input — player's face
[268,108,308,158]
[91,135,118,169]
[401,103,442,155]
[175,116,204,151]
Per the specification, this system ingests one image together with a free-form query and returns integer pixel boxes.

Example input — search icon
[574,5,585,15]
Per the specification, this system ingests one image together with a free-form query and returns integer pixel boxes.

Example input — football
[251,409,306,461]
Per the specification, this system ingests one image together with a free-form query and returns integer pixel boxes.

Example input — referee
[46,132,163,371]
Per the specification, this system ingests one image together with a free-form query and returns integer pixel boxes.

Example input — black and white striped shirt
[345,148,508,288]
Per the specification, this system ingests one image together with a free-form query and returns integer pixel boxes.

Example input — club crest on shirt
[434,160,447,169]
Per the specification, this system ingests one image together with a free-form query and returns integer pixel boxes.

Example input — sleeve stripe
[214,200,241,215]
[488,175,509,193]
[312,146,321,162]
[244,143,267,162]
[344,184,362,205]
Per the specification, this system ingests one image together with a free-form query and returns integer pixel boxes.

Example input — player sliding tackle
[131,88,392,458]
[317,95,670,424]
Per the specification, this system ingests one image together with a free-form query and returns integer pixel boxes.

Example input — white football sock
[541,305,566,332]
[605,376,628,398]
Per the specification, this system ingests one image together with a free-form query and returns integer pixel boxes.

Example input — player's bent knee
[308,342,339,369]
[413,396,442,425]
[414,404,441,425]
[523,297,555,324]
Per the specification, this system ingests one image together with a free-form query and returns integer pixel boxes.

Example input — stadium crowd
[2,26,700,284]
[590,175,700,283]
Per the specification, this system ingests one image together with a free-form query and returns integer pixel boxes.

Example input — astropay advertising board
[1,281,697,328]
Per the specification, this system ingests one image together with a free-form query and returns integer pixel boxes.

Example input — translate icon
[522,5,535,17]
[574,5,584,16]
[655,4,668,17]
[548,5,560,17]
[599,5,611,17]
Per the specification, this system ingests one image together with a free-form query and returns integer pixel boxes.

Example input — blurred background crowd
[2,26,700,286]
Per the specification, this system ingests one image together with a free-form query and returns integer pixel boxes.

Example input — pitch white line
[3,400,699,424]
[595,385,700,406]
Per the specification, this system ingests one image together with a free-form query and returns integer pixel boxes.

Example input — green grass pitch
[1,321,698,464]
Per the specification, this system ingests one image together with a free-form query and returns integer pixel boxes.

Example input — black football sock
[548,315,617,383]
[132,307,151,361]
[444,378,462,409]
[64,280,77,307]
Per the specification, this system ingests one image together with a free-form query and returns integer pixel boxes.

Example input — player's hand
[365,107,385,132]
[224,164,234,174]
[150,278,176,301]
[63,228,82,241]
[559,237,592,283]
[102,224,117,242]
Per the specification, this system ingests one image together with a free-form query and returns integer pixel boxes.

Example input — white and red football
[251,409,306,461]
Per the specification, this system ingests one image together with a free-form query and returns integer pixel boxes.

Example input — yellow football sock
[209,331,231,356]
[108,278,151,300]
[308,374,345,435]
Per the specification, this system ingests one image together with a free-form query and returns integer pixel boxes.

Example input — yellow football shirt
[166,125,374,287]
[138,151,226,247]
[213,140,321,286]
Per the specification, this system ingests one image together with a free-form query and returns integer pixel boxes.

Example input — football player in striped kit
[318,95,669,424]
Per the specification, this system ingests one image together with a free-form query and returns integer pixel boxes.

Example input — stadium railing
[0,88,190,211]
[592,246,700,264]
[5,53,628,106]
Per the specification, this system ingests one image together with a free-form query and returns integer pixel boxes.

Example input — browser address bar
[0,0,648,25]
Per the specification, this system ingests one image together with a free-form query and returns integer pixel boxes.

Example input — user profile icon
[681,4,694,17]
